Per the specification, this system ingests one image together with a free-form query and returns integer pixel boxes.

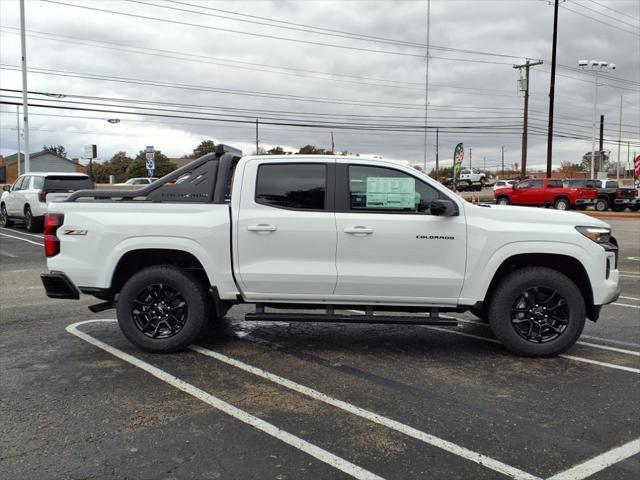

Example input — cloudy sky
[0,0,638,172]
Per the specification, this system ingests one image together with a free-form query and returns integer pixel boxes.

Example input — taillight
[44,214,64,257]
[38,190,46,202]
[616,189,622,198]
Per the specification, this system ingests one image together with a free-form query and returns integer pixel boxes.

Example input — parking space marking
[0,249,18,258]
[453,318,640,357]
[66,320,384,480]
[580,335,640,349]
[190,345,541,480]
[619,274,640,279]
[547,437,640,480]
[612,302,640,309]
[417,325,640,374]
[619,296,640,302]
[0,232,44,247]
[0,227,44,239]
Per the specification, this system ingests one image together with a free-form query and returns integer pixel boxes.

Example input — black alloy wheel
[510,286,568,343]
[132,283,188,339]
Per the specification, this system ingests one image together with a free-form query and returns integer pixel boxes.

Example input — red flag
[634,154,640,177]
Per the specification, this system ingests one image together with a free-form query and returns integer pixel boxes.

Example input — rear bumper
[41,271,80,299]
[613,198,638,206]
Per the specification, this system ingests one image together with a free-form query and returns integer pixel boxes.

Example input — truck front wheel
[496,196,510,205]
[553,197,570,211]
[116,265,210,353]
[488,267,585,357]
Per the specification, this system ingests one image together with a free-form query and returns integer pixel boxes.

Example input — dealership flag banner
[635,154,640,178]
[453,143,464,189]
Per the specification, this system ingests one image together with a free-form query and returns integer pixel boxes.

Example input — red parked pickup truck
[494,178,598,210]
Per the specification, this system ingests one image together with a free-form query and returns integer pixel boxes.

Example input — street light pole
[545,0,560,179]
[16,105,21,176]
[590,68,599,179]
[423,0,431,173]
[19,0,30,173]
[616,95,622,181]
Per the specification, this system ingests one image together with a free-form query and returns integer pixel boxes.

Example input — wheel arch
[481,253,595,321]
[110,248,211,296]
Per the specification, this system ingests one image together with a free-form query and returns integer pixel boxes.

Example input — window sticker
[365,176,415,209]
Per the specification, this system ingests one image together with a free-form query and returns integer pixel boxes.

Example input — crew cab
[41,145,620,357]
[564,179,638,212]
[1,172,94,232]
[494,178,597,210]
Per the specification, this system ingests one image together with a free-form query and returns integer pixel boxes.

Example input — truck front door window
[348,165,442,214]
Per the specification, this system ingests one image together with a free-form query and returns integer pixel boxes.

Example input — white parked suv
[40,146,620,357]
[1,172,93,232]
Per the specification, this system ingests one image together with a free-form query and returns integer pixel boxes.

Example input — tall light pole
[19,0,30,172]
[16,105,21,176]
[578,59,616,179]
[616,95,622,181]
[513,59,543,178]
[423,0,431,173]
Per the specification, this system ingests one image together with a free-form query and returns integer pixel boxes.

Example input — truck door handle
[344,226,373,235]
[247,224,277,232]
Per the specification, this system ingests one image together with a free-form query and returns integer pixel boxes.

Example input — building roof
[3,150,80,166]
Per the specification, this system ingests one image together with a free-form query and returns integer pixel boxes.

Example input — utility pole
[435,127,439,179]
[16,105,21,176]
[546,0,560,179]
[501,146,505,177]
[423,0,431,172]
[19,0,30,172]
[616,95,622,181]
[513,59,543,178]
[255,118,259,154]
[598,114,604,174]
[469,148,472,169]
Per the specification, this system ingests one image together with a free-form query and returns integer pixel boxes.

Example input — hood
[467,203,610,228]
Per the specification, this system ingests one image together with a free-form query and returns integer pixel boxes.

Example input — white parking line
[619,274,640,279]
[619,296,640,301]
[580,335,640,349]
[0,232,44,247]
[0,249,18,258]
[627,257,640,262]
[0,227,44,239]
[453,318,640,357]
[547,437,640,480]
[66,320,384,480]
[612,302,640,309]
[190,345,541,480]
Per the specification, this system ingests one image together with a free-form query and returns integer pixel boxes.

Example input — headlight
[576,226,611,243]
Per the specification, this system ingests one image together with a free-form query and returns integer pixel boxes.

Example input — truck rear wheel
[488,267,585,357]
[116,265,210,353]
[595,198,609,212]
[553,197,569,211]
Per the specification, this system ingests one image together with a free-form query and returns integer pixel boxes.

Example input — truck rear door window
[255,163,326,210]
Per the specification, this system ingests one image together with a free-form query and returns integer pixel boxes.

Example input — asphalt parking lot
[1,219,639,480]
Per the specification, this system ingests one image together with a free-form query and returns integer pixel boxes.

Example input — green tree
[297,145,327,155]
[127,150,176,178]
[266,146,286,155]
[193,140,216,157]
[43,144,68,157]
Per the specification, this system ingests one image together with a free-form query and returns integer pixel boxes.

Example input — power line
[566,0,640,30]
[582,0,640,22]
[560,3,640,36]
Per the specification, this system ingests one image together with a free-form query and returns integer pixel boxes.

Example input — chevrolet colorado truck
[563,179,639,212]
[41,145,620,357]
[494,178,597,210]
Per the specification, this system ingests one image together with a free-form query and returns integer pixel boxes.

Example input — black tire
[595,198,609,212]
[629,204,639,212]
[488,267,586,357]
[24,206,41,233]
[470,304,489,323]
[611,205,623,212]
[496,196,510,205]
[1,204,13,227]
[116,265,210,353]
[554,197,570,211]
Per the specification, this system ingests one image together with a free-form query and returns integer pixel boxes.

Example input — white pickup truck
[41,145,620,357]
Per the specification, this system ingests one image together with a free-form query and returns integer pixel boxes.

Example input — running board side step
[244,312,457,326]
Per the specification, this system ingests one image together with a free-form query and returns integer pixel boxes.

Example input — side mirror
[2,185,10,192]
[430,199,457,216]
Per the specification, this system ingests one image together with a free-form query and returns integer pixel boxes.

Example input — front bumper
[613,198,638,206]
[41,271,80,299]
